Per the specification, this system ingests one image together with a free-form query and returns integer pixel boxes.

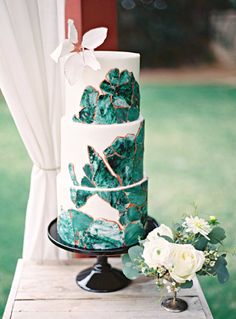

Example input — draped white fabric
[0,0,68,260]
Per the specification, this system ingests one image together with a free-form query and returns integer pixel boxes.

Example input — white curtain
[0,0,68,260]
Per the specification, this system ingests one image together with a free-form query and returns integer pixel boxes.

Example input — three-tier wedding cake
[57,51,148,250]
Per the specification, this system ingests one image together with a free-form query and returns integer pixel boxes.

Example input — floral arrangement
[122,214,229,296]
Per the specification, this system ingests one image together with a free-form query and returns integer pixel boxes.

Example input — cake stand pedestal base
[76,255,130,292]
[48,217,158,293]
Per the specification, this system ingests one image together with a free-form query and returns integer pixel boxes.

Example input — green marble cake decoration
[68,163,79,186]
[58,178,148,249]
[73,68,140,124]
[66,179,148,247]
[57,52,149,250]
[104,121,144,185]
[68,121,144,189]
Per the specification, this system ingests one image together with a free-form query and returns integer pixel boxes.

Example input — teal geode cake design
[73,68,140,124]
[104,121,144,185]
[69,146,120,189]
[57,54,149,251]
[70,180,147,217]
[68,121,144,188]
[57,179,148,249]
[68,163,79,186]
[59,209,124,249]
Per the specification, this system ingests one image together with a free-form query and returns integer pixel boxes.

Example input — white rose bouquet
[122,214,229,297]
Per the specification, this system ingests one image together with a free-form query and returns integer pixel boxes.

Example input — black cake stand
[48,216,158,293]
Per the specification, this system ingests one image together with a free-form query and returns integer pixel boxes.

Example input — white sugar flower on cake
[51,19,108,85]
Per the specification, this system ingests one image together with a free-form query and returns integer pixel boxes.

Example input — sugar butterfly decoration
[51,19,108,85]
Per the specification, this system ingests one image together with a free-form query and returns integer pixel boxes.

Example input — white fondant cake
[60,116,144,183]
[57,51,148,249]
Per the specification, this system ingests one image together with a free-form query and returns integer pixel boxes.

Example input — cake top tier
[65,51,140,123]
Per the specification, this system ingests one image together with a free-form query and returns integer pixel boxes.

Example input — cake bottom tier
[57,178,148,250]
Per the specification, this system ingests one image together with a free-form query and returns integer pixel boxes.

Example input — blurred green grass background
[0,83,236,318]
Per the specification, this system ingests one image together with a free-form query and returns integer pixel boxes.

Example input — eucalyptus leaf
[119,213,130,226]
[214,255,229,284]
[127,206,140,222]
[127,186,147,206]
[123,265,140,280]
[194,236,208,250]
[208,227,226,244]
[122,254,140,280]
[122,253,132,267]
[180,280,193,289]
[124,222,145,246]
[161,235,174,243]
[128,245,144,266]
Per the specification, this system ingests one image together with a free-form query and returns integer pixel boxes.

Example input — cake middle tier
[61,116,145,188]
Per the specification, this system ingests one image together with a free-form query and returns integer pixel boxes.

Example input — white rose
[146,224,174,241]
[168,244,205,283]
[142,237,172,269]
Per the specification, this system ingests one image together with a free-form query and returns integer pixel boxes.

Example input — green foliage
[208,227,226,244]
[124,222,145,246]
[214,255,230,284]
[127,184,147,206]
[180,280,193,289]
[127,206,140,222]
[161,235,174,243]
[209,216,220,226]
[128,245,144,265]
[122,245,144,279]
[122,254,140,279]
[194,235,208,250]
